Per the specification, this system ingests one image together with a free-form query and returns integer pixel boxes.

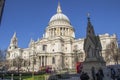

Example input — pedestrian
[80,72,84,80]
[96,71,101,80]
[80,72,89,80]
[111,68,116,80]
[117,69,120,80]
[91,66,96,80]
[98,68,104,80]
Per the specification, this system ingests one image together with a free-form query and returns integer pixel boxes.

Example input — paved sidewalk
[59,77,80,80]
[58,73,113,80]
[48,70,115,80]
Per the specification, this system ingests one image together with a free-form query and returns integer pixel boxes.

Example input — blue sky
[0,0,120,49]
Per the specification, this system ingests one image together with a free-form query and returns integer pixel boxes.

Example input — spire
[87,13,92,27]
[57,2,62,13]
[13,32,16,38]
[30,38,34,44]
[9,32,18,50]
[29,38,34,47]
[11,32,17,42]
[87,13,90,22]
[86,13,95,36]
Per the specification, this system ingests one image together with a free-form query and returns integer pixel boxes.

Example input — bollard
[19,74,22,80]
[11,74,14,80]
[2,74,4,80]
[44,75,46,80]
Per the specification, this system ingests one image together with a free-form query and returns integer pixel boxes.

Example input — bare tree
[5,59,11,71]
[0,49,6,68]
[105,40,120,65]
[13,56,23,73]
[0,50,3,70]
[23,59,30,72]
[0,50,4,62]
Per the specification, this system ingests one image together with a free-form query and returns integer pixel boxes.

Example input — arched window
[52,57,55,64]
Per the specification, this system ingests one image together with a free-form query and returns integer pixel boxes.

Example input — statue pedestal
[82,57,106,80]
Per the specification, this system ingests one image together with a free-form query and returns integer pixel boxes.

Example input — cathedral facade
[6,3,118,72]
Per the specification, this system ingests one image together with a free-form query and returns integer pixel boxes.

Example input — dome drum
[49,20,71,27]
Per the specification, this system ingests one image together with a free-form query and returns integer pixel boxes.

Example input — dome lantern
[57,2,62,13]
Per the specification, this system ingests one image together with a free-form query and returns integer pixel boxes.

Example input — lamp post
[19,74,21,80]
[2,74,4,80]
[11,74,13,80]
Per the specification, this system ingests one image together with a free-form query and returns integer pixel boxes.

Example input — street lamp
[11,74,13,80]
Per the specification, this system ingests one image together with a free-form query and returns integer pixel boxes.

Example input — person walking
[80,72,89,80]
[91,66,96,80]
[96,68,104,80]
[117,69,120,80]
[96,71,101,80]
[98,68,104,80]
[111,68,116,80]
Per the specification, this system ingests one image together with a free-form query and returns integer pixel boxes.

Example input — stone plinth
[82,58,106,80]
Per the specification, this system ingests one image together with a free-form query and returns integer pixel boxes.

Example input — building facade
[6,3,118,72]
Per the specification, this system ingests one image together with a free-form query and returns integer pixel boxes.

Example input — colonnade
[48,27,73,37]
[38,56,48,67]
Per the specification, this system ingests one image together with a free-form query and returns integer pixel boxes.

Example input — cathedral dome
[49,3,70,23]
[49,13,70,22]
[45,2,75,39]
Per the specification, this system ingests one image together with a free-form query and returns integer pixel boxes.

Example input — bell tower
[8,32,18,50]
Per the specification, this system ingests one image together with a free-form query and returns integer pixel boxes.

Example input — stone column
[53,28,54,37]
[51,29,53,37]
[66,28,68,36]
[40,56,42,67]
[41,56,42,67]
[68,28,69,36]
[52,28,53,37]
[65,28,66,36]
[48,54,50,65]
[50,29,51,37]
[56,28,58,36]
[49,56,51,66]
[54,28,56,36]
[70,29,72,36]
[63,28,65,36]
[59,28,61,36]
[49,29,50,37]
[62,28,64,35]
[46,56,47,66]
[39,56,40,66]
[60,28,61,35]
[44,56,45,66]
